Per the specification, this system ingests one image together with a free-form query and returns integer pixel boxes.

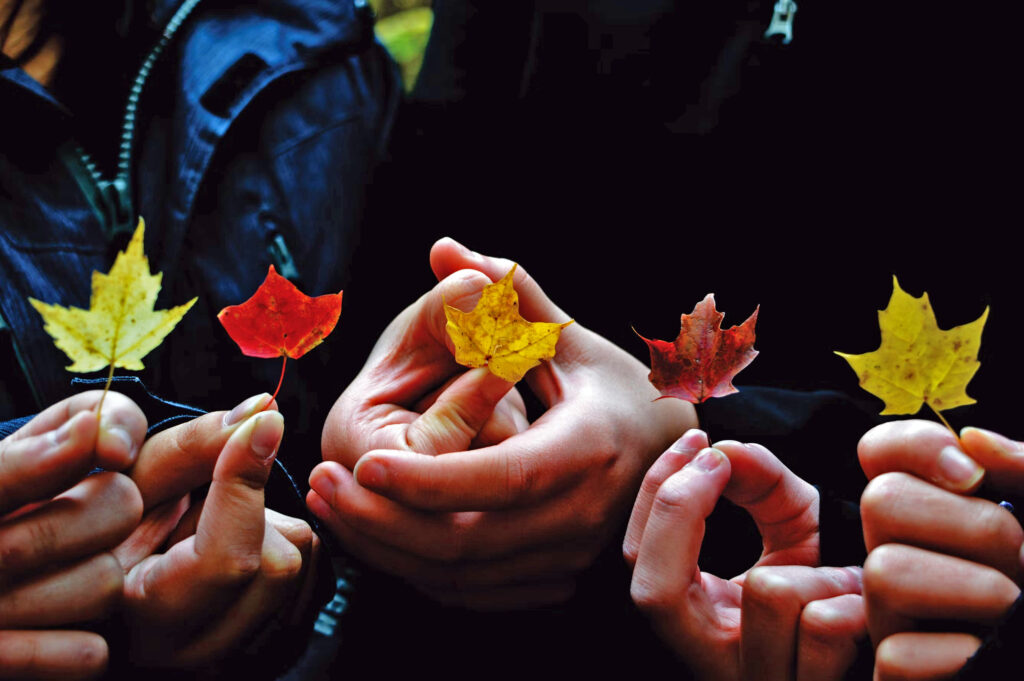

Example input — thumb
[430,238,572,326]
[401,367,515,455]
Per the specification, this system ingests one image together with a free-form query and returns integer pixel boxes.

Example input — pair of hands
[627,419,1024,681]
[0,390,317,679]
[308,238,695,608]
[859,421,1023,680]
[624,429,866,681]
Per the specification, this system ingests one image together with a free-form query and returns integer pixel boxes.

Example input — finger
[130,393,273,508]
[126,412,282,622]
[172,523,303,668]
[471,387,530,448]
[629,449,731,632]
[312,461,599,562]
[429,238,571,324]
[875,632,981,681]
[623,429,709,567]
[0,630,109,680]
[740,566,863,681]
[859,420,984,494]
[354,387,617,509]
[1,391,146,472]
[797,593,867,681]
[0,472,142,580]
[863,544,1020,645]
[0,412,99,515]
[960,427,1024,492]
[714,441,820,566]
[403,368,516,455]
[264,508,320,627]
[0,553,123,627]
[861,472,1024,579]
[112,495,190,572]
[309,488,596,589]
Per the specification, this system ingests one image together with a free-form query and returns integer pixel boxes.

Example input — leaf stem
[270,355,287,405]
[95,363,116,422]
[927,401,959,440]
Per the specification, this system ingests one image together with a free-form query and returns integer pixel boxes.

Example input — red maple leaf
[218,265,343,401]
[637,294,758,403]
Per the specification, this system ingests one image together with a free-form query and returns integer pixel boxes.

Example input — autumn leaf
[637,294,759,403]
[218,265,343,400]
[29,218,196,412]
[444,265,573,383]
[836,277,988,425]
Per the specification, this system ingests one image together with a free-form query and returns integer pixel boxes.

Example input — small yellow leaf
[29,218,196,373]
[835,276,988,415]
[445,265,573,383]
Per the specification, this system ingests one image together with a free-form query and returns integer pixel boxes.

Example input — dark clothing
[1,0,399,484]
[1,0,397,676]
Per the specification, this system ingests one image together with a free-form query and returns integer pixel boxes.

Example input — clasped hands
[0,390,317,678]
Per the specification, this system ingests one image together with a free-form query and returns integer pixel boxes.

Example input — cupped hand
[858,420,1024,681]
[114,394,318,669]
[625,430,866,681]
[310,238,694,609]
[0,391,146,680]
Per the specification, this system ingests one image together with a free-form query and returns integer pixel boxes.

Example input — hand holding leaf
[444,264,573,383]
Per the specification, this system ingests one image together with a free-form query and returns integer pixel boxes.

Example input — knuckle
[24,515,62,564]
[220,551,263,582]
[976,502,1024,549]
[629,577,679,615]
[744,566,798,605]
[860,473,911,523]
[504,451,534,502]
[264,542,304,582]
[863,544,906,595]
[650,477,690,513]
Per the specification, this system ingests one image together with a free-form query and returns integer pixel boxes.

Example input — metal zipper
[764,0,798,45]
[73,0,203,237]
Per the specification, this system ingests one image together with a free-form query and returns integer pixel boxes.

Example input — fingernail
[100,423,135,459]
[692,447,725,472]
[355,459,388,490]
[962,427,1023,458]
[669,429,707,454]
[224,393,272,427]
[937,445,984,488]
[248,411,283,461]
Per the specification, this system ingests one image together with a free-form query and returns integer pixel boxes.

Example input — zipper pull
[99,178,136,236]
[764,0,798,45]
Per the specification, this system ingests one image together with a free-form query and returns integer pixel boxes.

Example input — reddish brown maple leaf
[637,294,758,403]
[218,265,343,400]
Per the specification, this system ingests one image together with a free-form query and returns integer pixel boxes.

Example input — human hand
[0,391,146,680]
[113,394,318,669]
[310,238,695,609]
[859,420,1024,680]
[625,430,866,681]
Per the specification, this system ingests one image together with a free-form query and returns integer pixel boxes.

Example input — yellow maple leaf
[836,276,988,420]
[29,218,196,376]
[444,265,573,383]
